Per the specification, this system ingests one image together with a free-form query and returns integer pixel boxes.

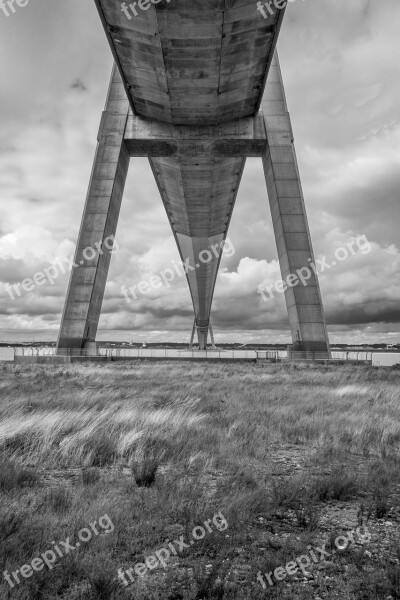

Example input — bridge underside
[126,113,267,335]
[56,0,330,356]
[92,0,284,348]
[95,0,283,126]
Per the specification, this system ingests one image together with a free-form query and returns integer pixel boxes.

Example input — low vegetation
[0,361,400,598]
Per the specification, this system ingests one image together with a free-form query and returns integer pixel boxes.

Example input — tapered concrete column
[189,319,212,350]
[261,52,330,357]
[209,321,216,350]
[197,323,209,350]
[189,318,196,349]
[57,65,130,354]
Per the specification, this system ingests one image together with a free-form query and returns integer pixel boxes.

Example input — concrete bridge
[57,0,331,357]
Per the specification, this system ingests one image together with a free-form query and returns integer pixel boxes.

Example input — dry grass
[0,361,400,599]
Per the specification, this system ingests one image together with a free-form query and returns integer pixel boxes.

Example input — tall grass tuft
[312,467,361,501]
[82,467,101,485]
[44,486,73,514]
[131,455,159,487]
[0,457,38,491]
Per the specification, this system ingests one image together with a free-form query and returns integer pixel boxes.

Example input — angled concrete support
[261,52,330,357]
[57,65,130,354]
[197,321,217,350]
[189,318,196,349]
[209,321,216,349]
[189,319,209,350]
[189,318,216,350]
[197,323,209,351]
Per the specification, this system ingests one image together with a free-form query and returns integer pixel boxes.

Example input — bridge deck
[95,0,284,125]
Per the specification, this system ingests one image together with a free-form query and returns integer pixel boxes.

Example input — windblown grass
[0,361,399,599]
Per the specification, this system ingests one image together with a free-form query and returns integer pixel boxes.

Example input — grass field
[1,361,400,599]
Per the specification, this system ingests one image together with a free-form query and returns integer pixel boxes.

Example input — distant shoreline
[2,342,400,353]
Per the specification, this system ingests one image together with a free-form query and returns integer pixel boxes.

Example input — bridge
[56,0,331,357]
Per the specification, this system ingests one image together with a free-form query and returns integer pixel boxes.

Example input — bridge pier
[197,325,209,351]
[261,54,330,358]
[56,65,130,355]
[189,319,216,350]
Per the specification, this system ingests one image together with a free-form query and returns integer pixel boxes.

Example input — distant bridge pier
[189,319,216,350]
[197,324,209,351]
[189,319,196,349]
[209,321,216,349]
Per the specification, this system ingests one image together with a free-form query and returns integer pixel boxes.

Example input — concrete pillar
[190,319,211,350]
[197,323,209,350]
[209,320,216,350]
[189,318,196,349]
[57,65,130,354]
[261,52,330,357]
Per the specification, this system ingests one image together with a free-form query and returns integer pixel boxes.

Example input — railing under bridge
[12,347,389,365]
[14,347,276,361]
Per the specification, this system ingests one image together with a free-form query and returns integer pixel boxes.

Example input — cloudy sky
[0,0,399,345]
